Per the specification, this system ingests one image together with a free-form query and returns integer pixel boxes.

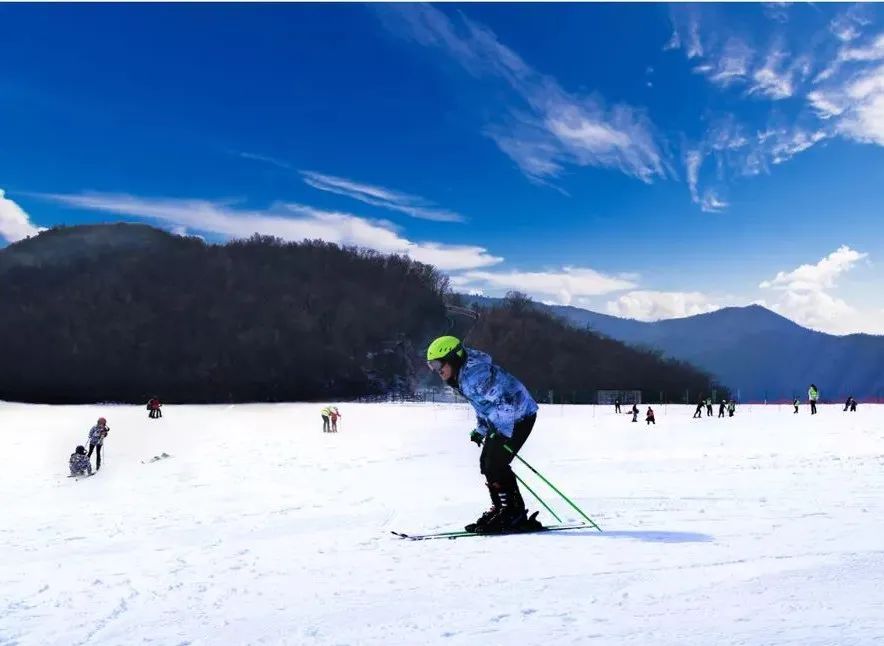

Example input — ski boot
[465,483,502,532]
[476,489,528,534]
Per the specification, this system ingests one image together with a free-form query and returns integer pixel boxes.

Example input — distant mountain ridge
[466,297,884,401]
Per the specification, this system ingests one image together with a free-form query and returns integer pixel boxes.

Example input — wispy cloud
[749,50,797,100]
[683,148,729,213]
[605,290,721,321]
[806,32,884,146]
[684,149,703,204]
[300,171,464,223]
[758,245,884,334]
[34,192,500,271]
[700,190,729,213]
[0,189,44,243]
[829,5,872,43]
[239,152,294,170]
[379,5,665,184]
[697,38,754,88]
[686,16,704,59]
[449,266,637,306]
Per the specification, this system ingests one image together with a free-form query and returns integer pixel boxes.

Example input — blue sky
[2,3,884,334]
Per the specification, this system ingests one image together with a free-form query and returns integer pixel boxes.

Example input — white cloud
[807,90,847,119]
[34,192,501,271]
[749,50,795,100]
[768,128,828,164]
[762,3,791,24]
[763,290,881,335]
[757,245,884,334]
[239,152,294,170]
[759,245,867,291]
[829,6,871,43]
[379,5,665,184]
[700,190,729,213]
[450,266,637,306]
[686,17,704,59]
[683,149,729,212]
[0,189,44,242]
[664,29,681,52]
[835,63,884,145]
[697,38,753,88]
[605,291,720,321]
[684,149,702,203]
[300,171,465,223]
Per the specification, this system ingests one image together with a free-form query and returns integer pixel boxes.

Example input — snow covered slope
[2,402,883,645]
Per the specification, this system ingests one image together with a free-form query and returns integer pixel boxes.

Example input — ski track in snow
[1,402,883,645]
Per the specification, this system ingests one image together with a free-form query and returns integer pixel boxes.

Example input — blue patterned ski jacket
[88,425,108,446]
[69,453,92,476]
[455,348,538,438]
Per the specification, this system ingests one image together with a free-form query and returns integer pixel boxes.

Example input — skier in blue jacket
[426,336,540,534]
[69,445,92,477]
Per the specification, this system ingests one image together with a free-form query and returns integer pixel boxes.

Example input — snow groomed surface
[2,402,882,644]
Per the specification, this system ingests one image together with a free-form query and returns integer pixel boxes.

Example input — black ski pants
[87,443,102,470]
[810,401,817,415]
[322,415,330,432]
[614,404,621,413]
[479,414,536,492]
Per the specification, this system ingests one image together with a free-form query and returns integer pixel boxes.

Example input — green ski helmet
[426,335,465,368]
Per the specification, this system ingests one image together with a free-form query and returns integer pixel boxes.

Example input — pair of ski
[392,521,590,541]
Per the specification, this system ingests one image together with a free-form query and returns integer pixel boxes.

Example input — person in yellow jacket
[808,384,819,415]
[321,406,341,432]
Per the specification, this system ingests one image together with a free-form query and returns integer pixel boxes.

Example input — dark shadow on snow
[546,529,714,543]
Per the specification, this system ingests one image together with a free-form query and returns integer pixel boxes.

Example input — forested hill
[0,224,722,403]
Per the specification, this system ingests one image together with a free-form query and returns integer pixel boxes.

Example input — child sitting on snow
[69,445,93,476]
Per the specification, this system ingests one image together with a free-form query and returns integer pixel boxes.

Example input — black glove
[469,430,484,446]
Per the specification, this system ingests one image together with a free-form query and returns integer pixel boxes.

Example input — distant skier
[808,384,819,415]
[693,398,704,419]
[646,407,655,425]
[793,398,800,414]
[426,336,541,534]
[727,400,736,417]
[69,445,92,477]
[321,406,341,433]
[844,396,857,412]
[631,403,639,423]
[850,398,858,412]
[87,417,109,471]
[614,397,622,414]
[718,399,726,418]
[147,397,162,419]
[705,398,713,417]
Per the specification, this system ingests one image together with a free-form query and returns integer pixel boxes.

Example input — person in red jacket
[646,407,656,425]
[147,397,163,419]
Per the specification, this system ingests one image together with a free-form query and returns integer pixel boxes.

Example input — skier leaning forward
[426,336,541,534]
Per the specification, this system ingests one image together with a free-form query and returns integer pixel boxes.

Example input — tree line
[0,224,724,403]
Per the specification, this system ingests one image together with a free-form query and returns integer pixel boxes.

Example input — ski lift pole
[513,472,562,523]
[503,444,602,532]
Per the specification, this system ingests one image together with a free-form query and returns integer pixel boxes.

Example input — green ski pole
[504,444,602,532]
[514,472,562,523]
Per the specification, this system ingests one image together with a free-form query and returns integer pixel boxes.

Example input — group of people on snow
[147,397,163,419]
[320,406,342,433]
[69,416,109,476]
[843,396,858,412]
[693,397,736,419]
